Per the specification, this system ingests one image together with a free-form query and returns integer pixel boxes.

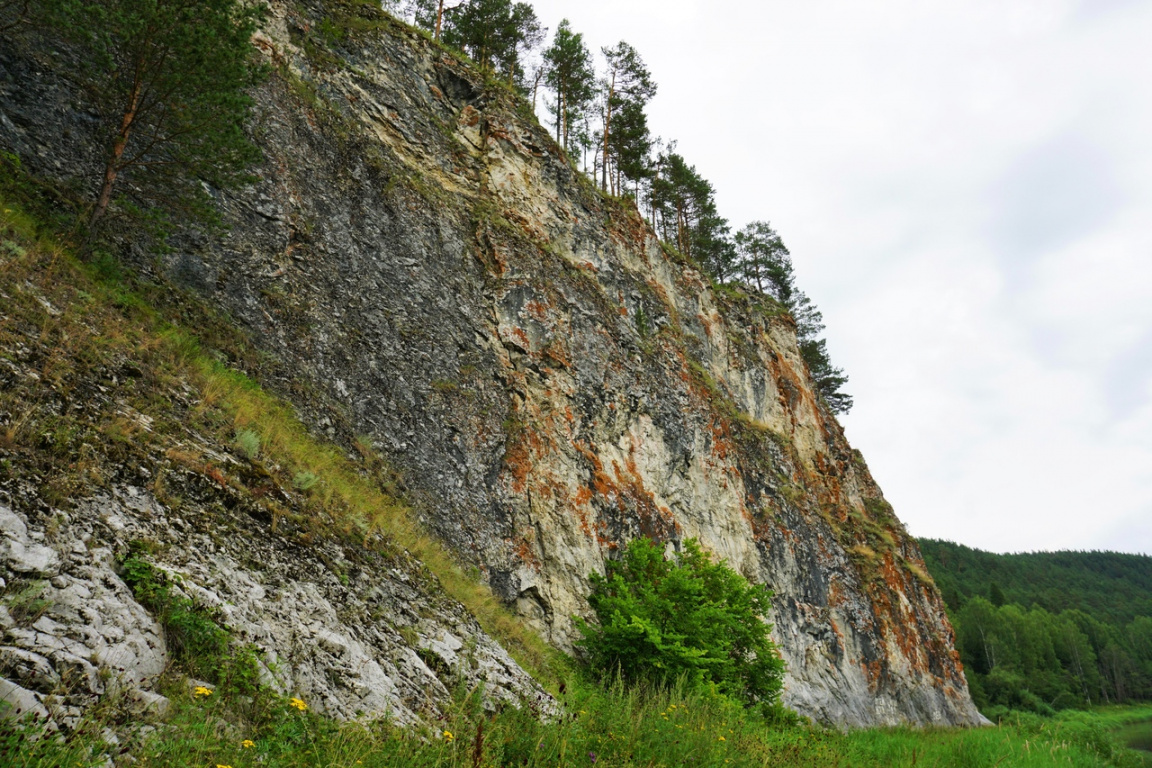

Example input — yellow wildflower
[217,765,233,768]
[289,697,308,711]
[443,731,454,742]
[718,736,726,742]
[194,686,213,697]
[241,740,255,749]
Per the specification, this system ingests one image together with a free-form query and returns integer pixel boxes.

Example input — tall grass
[5,676,1147,767]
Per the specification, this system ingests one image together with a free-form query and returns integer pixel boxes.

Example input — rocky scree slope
[0,1,983,727]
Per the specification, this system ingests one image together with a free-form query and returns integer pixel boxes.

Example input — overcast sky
[522,0,1152,555]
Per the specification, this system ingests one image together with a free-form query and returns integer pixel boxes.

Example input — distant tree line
[920,540,1152,719]
[401,0,853,415]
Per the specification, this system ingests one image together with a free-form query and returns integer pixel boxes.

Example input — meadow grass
[5,676,1149,768]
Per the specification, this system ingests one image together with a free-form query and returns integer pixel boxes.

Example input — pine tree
[441,0,543,87]
[734,221,852,415]
[648,151,733,277]
[543,20,595,156]
[734,220,790,296]
[42,0,266,235]
[406,0,454,39]
[990,581,1007,608]
[606,99,653,195]
[598,42,656,196]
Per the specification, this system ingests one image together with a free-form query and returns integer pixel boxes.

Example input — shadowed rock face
[0,1,983,726]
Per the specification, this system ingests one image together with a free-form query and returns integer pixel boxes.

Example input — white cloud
[527,0,1152,554]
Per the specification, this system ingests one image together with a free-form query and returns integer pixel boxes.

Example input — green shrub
[577,537,785,706]
[292,470,319,491]
[119,551,230,683]
[235,428,260,460]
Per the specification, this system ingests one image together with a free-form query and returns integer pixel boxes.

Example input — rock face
[0,491,544,726]
[0,1,983,726]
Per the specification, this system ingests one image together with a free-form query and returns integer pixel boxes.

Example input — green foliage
[734,220,791,298]
[119,549,233,684]
[235,428,261,460]
[1,580,53,625]
[924,539,1152,709]
[733,220,852,415]
[920,539,1152,626]
[577,537,785,707]
[39,0,266,232]
[5,674,1151,768]
[923,540,1152,715]
[441,0,543,89]
[649,150,734,278]
[598,41,656,196]
[543,19,596,156]
[292,470,320,491]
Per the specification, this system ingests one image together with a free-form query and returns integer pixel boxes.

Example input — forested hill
[919,539,1152,626]
[919,539,1152,716]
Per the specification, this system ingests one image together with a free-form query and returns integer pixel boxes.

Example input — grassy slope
[2,175,1149,766]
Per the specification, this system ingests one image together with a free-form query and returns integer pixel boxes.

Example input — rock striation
[0,0,984,726]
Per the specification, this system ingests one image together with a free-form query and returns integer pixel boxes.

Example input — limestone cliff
[0,0,983,726]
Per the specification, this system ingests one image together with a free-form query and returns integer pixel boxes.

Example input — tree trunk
[561,89,569,152]
[531,68,543,111]
[88,76,143,236]
[601,69,615,191]
[435,0,444,40]
[555,86,561,144]
[978,625,995,671]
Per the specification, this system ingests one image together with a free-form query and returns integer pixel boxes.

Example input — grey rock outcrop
[0,488,548,728]
[0,1,983,727]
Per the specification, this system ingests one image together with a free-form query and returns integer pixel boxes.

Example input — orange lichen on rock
[513,535,541,571]
[543,338,571,368]
[708,416,734,462]
[524,299,551,322]
[511,327,532,351]
[503,437,532,494]
[612,454,680,540]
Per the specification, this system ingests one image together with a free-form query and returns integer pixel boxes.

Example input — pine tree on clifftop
[598,41,656,196]
[735,221,853,415]
[543,20,595,157]
[440,0,544,87]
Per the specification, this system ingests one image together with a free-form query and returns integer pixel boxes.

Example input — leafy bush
[119,549,240,687]
[292,470,319,491]
[235,428,260,460]
[577,537,784,706]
